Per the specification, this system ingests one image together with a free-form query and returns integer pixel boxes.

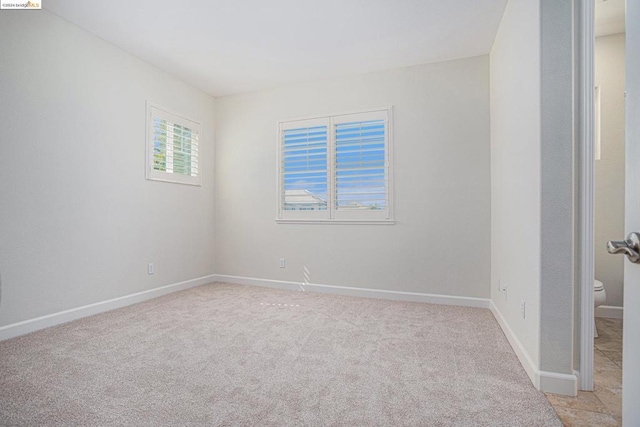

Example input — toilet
[594,280,607,337]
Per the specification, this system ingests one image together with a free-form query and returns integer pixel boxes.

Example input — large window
[146,102,201,186]
[278,107,392,223]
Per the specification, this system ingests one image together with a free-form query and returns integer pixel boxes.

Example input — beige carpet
[0,283,561,426]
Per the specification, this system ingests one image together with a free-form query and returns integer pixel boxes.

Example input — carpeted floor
[0,283,561,426]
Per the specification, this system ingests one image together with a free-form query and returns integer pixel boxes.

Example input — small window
[278,107,393,223]
[146,102,201,186]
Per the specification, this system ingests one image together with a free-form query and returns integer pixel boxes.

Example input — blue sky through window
[283,126,328,210]
[335,120,386,209]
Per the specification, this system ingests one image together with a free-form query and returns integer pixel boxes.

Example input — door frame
[577,0,595,392]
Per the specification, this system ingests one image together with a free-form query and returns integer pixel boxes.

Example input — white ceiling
[595,0,626,37]
[45,0,508,97]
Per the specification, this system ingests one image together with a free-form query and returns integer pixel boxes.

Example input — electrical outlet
[279,258,285,268]
[148,263,155,275]
[520,299,526,319]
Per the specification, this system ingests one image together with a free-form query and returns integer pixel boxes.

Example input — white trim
[573,369,582,388]
[146,101,202,187]
[213,274,490,308]
[490,301,539,387]
[278,105,394,124]
[595,305,623,319]
[578,0,595,392]
[539,370,579,397]
[275,219,395,225]
[0,274,216,342]
[490,301,578,396]
[595,85,602,160]
[280,117,328,131]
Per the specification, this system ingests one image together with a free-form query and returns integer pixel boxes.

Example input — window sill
[146,175,202,186]
[276,219,395,225]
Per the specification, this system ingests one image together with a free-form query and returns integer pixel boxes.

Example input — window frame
[146,101,202,186]
[277,106,394,225]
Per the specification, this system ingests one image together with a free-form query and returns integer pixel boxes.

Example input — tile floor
[545,317,623,426]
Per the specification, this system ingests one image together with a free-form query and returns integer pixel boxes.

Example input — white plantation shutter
[279,118,329,219]
[278,108,392,222]
[332,112,388,219]
[146,103,201,186]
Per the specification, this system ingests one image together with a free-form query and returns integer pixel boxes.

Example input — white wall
[490,0,541,370]
[215,56,491,299]
[0,11,216,328]
[595,33,626,308]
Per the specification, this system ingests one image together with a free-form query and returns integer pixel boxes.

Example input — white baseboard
[595,305,623,319]
[489,301,578,396]
[490,301,539,387]
[1,274,488,342]
[573,369,582,389]
[539,370,579,396]
[213,274,491,308]
[0,274,217,342]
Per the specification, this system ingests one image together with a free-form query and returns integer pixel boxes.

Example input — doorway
[576,0,626,421]
[592,0,626,418]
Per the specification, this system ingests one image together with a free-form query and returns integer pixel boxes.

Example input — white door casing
[578,0,596,392]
